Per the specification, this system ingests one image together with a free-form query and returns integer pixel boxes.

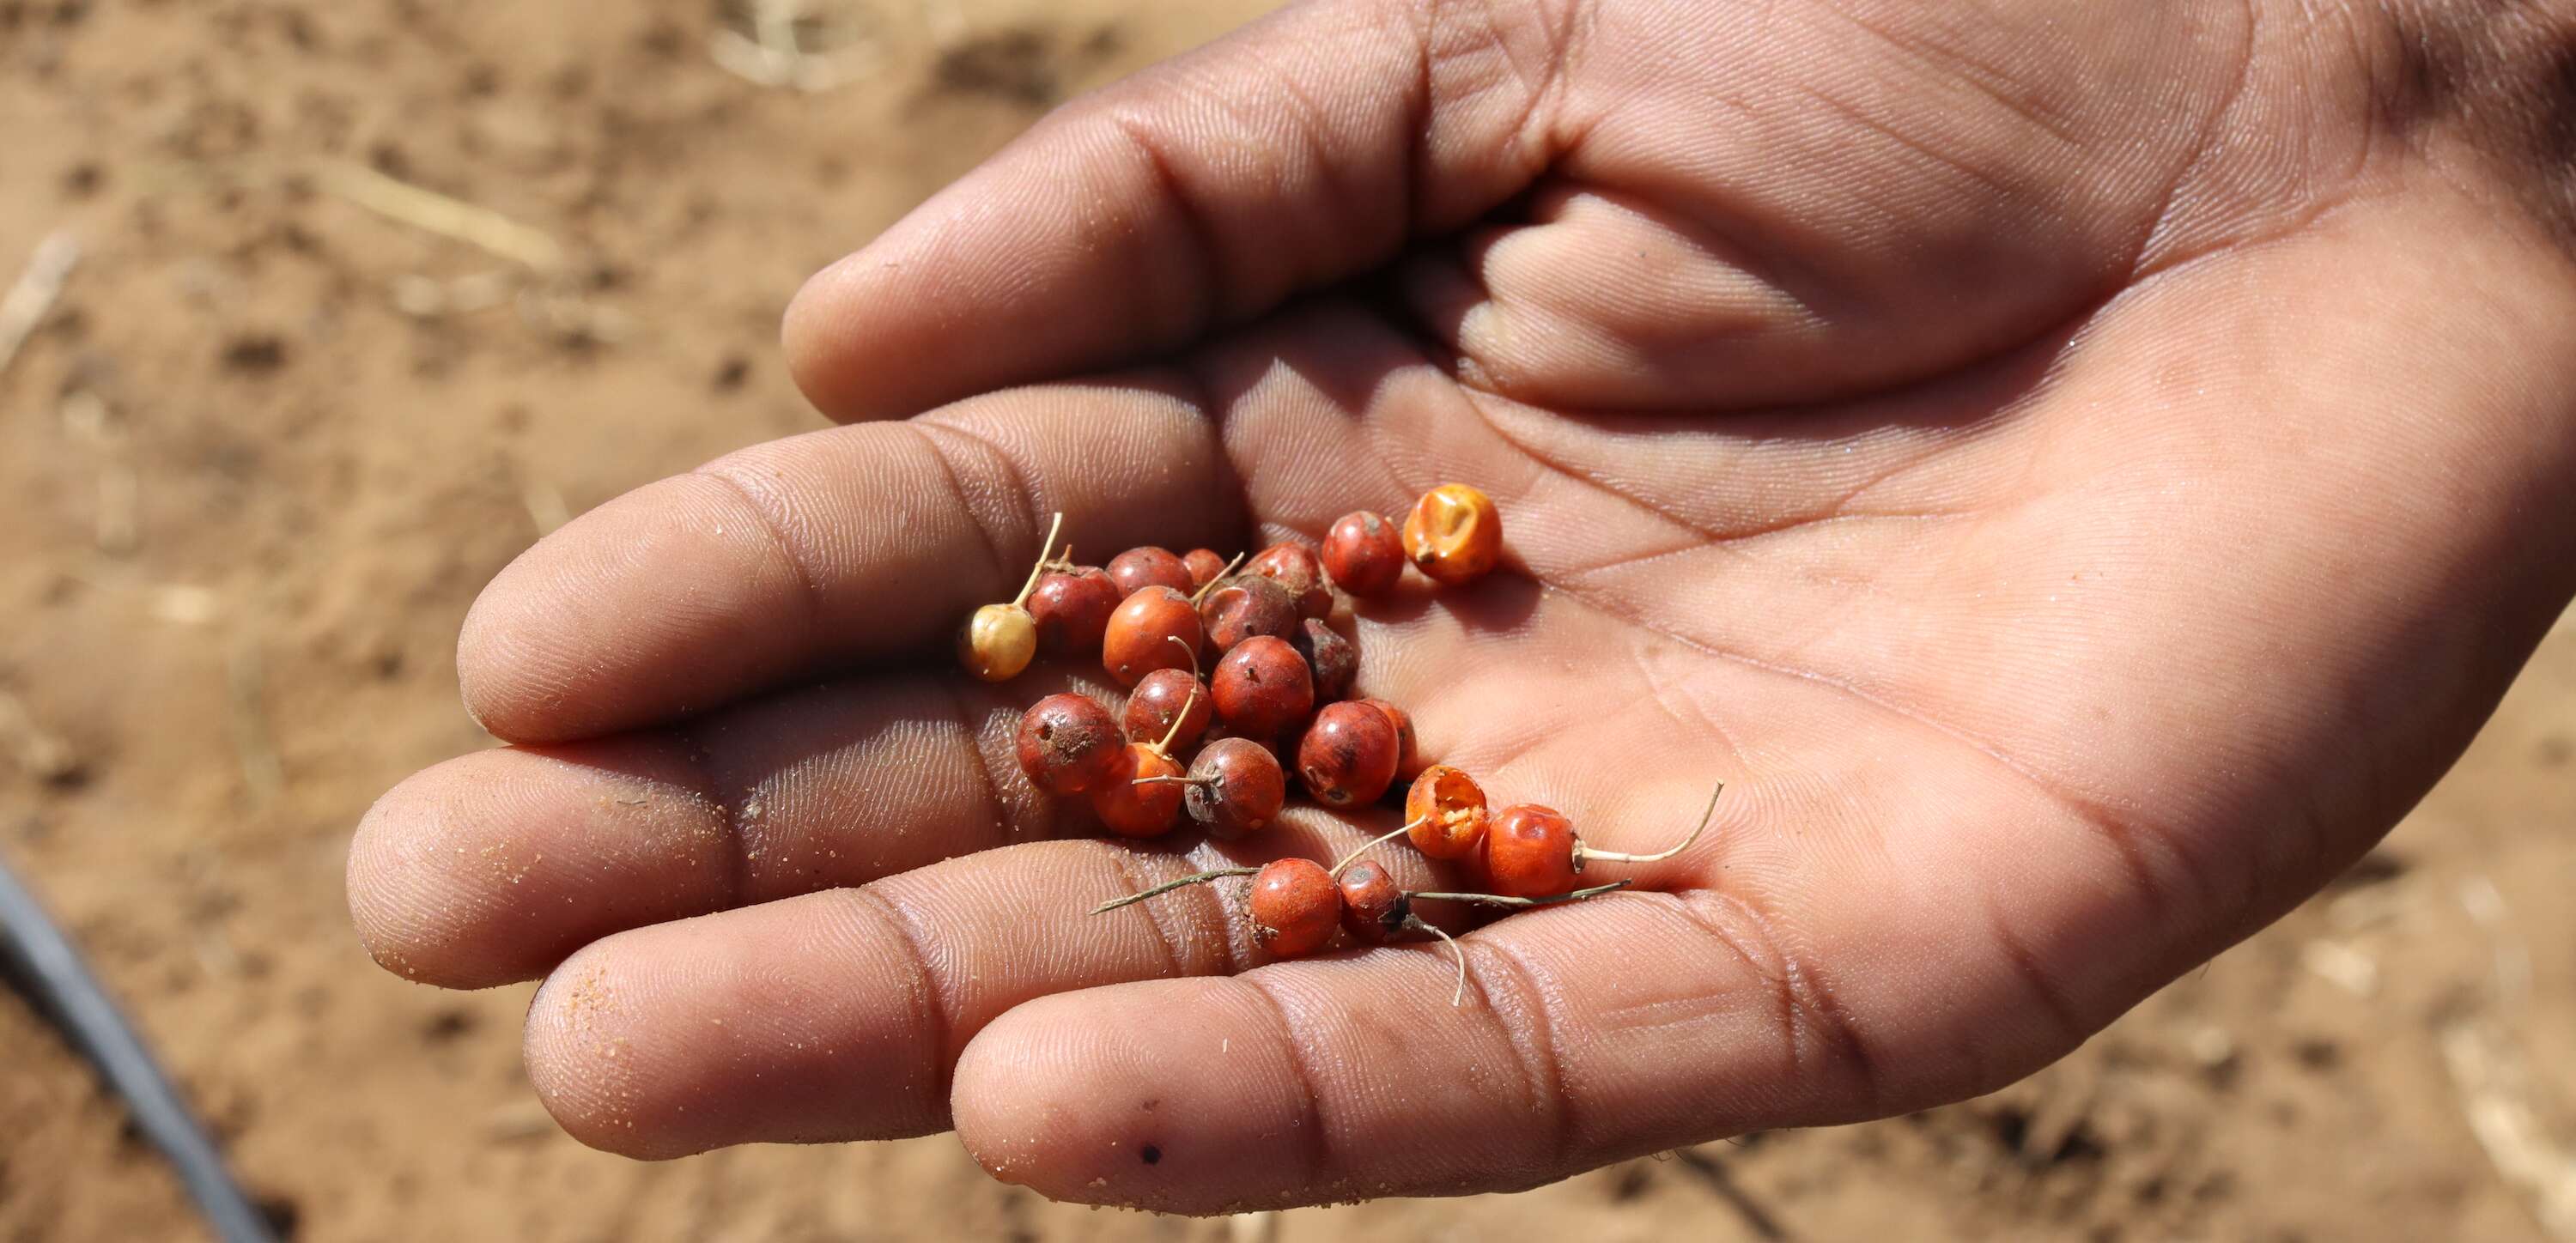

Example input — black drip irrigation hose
[0,855,276,1243]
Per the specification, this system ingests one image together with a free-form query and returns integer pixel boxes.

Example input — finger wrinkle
[1095,106,1235,330]
[1455,936,1575,1178]
[656,728,751,912]
[942,676,1049,852]
[1976,888,2090,1063]
[690,464,830,646]
[1101,846,1243,979]
[904,421,1034,593]
[847,886,963,1101]
[1664,886,1886,1119]
[1230,973,1333,1191]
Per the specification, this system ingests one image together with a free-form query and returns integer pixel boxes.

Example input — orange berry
[1480,803,1578,898]
[1404,765,1491,859]
[1400,483,1502,586]
[1337,859,1410,945]
[1103,586,1204,687]
[1091,743,1187,838]
[1249,858,1340,956]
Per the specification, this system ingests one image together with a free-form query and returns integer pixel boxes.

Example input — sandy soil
[3,2,2572,1240]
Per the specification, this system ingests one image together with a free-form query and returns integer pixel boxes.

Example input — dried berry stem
[1148,682,1202,759]
[1009,512,1067,608]
[1401,914,1469,1006]
[1328,818,1426,877]
[1408,880,1633,907]
[1188,551,1248,605]
[1574,782,1725,866]
[1091,866,1261,914]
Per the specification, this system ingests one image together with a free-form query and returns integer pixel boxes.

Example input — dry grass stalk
[709,0,878,91]
[0,231,79,381]
[2442,1021,2576,1242]
[313,161,566,274]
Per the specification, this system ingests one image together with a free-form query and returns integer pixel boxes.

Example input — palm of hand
[352,0,2576,1213]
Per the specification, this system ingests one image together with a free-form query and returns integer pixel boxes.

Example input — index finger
[781,0,1562,421]
[460,381,1240,743]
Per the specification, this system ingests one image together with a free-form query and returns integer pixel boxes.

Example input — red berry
[1358,698,1417,779]
[1247,543,1332,619]
[1321,511,1404,597]
[1404,765,1490,859]
[1249,858,1340,956]
[1336,859,1409,945]
[1199,574,1298,652]
[1181,737,1285,840]
[1182,548,1229,591]
[1103,586,1205,687]
[1123,669,1211,753]
[1109,547,1194,597]
[1297,700,1399,808]
[1293,617,1356,703]
[1091,743,1187,838]
[1014,694,1123,795]
[1027,567,1120,656]
[1211,635,1315,742]
[1481,803,1578,897]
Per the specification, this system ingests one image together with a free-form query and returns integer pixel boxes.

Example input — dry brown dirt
[3,2,2573,1240]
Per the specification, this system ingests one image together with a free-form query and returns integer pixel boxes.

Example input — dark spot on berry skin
[1141,1098,1159,1112]
[1139,1144,1162,1165]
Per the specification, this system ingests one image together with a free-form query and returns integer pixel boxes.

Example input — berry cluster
[965,484,1722,1003]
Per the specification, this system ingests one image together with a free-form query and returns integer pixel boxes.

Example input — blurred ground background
[2,2,2573,1240]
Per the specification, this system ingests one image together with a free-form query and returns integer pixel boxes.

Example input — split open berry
[1087,684,1208,838]
[958,512,1065,682]
[1248,858,1340,956]
[1123,666,1212,754]
[1293,617,1356,703]
[1479,784,1725,898]
[1321,511,1405,597]
[1176,737,1286,839]
[1401,483,1502,586]
[1182,548,1229,591]
[1404,765,1490,859]
[1103,585,1205,687]
[1027,564,1121,656]
[1335,858,1409,945]
[1014,693,1123,795]
[1108,546,1194,597]
[1359,698,1417,778]
[1199,573,1298,652]
[1297,700,1400,808]
[1212,634,1314,742]
[1247,543,1332,619]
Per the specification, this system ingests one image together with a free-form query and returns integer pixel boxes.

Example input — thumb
[782,0,1569,421]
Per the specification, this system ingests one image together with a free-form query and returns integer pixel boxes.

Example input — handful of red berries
[967,483,1722,1003]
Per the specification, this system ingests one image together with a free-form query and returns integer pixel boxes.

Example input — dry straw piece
[0,231,79,381]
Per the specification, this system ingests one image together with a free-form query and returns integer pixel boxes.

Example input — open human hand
[349,0,2576,1213]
